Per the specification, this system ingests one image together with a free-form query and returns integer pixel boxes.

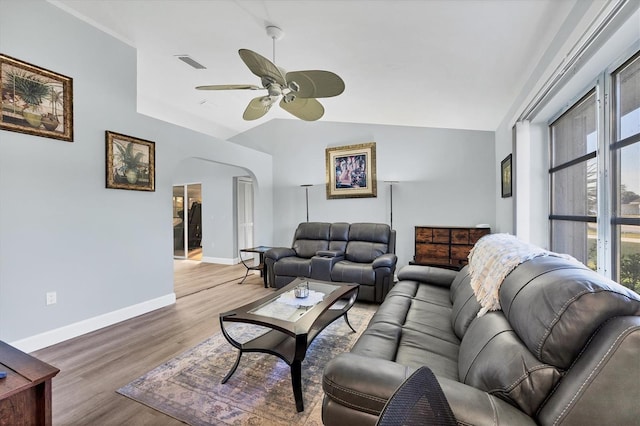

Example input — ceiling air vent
[175,55,206,70]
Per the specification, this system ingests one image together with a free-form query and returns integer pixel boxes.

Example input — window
[549,91,598,269]
[612,52,640,293]
[549,50,640,293]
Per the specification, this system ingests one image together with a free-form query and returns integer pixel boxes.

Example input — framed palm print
[0,54,73,141]
[106,131,155,191]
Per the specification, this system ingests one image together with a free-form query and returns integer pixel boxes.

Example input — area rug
[117,304,375,425]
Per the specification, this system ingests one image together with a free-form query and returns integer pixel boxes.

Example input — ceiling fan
[196,26,345,121]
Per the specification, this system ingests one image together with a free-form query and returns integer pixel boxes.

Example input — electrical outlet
[46,291,57,305]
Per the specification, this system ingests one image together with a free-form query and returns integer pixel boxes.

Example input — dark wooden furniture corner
[0,341,59,426]
[413,226,490,270]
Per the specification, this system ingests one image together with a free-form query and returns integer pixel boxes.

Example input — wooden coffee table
[219,278,359,412]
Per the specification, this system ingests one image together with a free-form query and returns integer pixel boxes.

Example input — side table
[0,341,59,426]
[239,246,272,287]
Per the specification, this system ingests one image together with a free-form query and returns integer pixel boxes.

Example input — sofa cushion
[294,221,331,240]
[450,273,481,339]
[449,265,470,302]
[395,325,460,380]
[458,311,562,416]
[404,298,456,343]
[331,260,376,285]
[293,239,329,258]
[349,223,391,244]
[397,264,458,288]
[351,321,403,361]
[273,256,312,277]
[345,241,389,263]
[328,222,350,252]
[344,223,390,263]
[537,316,640,426]
[396,279,451,304]
[499,256,640,368]
[352,280,461,380]
[291,222,331,258]
[384,281,454,333]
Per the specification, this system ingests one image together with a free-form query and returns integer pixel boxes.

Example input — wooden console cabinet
[413,226,490,270]
[0,341,59,426]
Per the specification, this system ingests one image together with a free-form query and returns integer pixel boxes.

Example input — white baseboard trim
[201,256,237,265]
[9,293,176,353]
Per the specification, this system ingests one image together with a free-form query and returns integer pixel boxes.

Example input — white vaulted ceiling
[51,0,578,141]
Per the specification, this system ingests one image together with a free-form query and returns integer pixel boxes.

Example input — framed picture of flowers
[106,131,155,191]
[326,142,377,199]
[0,54,73,141]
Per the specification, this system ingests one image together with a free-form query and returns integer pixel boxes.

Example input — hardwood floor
[173,261,250,298]
[31,261,273,425]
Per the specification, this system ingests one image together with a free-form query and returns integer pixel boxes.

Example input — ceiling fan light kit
[196,26,344,122]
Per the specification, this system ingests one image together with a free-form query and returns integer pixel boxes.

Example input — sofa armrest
[438,376,537,426]
[323,353,537,426]
[396,264,458,288]
[323,353,410,416]
[372,253,397,269]
[265,247,296,261]
[316,250,345,258]
[311,254,344,281]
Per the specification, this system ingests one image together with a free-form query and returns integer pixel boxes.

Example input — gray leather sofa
[322,256,640,425]
[264,222,397,303]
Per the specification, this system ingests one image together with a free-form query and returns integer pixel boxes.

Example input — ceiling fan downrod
[265,25,284,64]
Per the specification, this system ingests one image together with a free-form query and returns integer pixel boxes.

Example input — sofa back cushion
[458,312,562,416]
[449,268,481,339]
[449,265,470,302]
[329,222,350,252]
[292,222,331,258]
[345,223,390,263]
[499,256,640,369]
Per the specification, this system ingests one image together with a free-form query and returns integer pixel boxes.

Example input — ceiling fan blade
[196,84,261,91]
[285,70,345,98]
[239,49,286,86]
[243,96,275,121]
[279,97,324,121]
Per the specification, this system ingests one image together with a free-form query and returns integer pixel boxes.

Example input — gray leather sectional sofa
[322,256,640,425]
[264,222,397,303]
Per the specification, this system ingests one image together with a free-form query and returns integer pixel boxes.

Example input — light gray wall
[232,120,496,268]
[0,0,273,349]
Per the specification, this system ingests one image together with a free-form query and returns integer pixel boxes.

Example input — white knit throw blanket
[468,233,576,317]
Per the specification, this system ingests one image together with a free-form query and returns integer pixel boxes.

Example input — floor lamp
[384,181,398,229]
[301,184,312,222]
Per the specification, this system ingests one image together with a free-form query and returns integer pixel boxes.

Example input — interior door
[237,177,254,262]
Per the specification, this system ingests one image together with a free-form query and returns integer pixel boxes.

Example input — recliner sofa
[264,222,397,303]
[322,254,640,425]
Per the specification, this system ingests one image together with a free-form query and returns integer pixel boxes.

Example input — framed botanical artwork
[326,142,377,199]
[0,54,73,141]
[106,131,155,191]
[501,154,512,198]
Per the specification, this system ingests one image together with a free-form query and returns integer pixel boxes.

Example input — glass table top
[249,281,343,322]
